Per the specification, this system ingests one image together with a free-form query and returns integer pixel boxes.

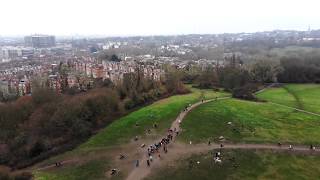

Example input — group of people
[213,151,222,163]
[183,103,192,112]
[143,128,179,167]
[310,144,316,150]
[54,162,62,167]
[278,142,317,151]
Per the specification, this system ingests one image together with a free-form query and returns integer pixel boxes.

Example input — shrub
[232,84,258,101]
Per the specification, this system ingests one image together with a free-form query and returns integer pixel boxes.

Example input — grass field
[33,88,229,180]
[146,149,320,180]
[179,98,320,144]
[32,84,320,180]
[34,158,112,180]
[257,84,320,114]
[80,88,229,149]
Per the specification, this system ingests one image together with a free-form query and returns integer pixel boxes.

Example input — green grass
[257,84,320,114]
[33,88,229,180]
[34,158,112,180]
[256,87,298,108]
[179,98,320,144]
[145,149,320,180]
[80,88,229,149]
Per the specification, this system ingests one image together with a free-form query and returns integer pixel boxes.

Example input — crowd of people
[143,128,178,167]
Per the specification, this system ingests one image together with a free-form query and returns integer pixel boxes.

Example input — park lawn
[145,149,320,180]
[285,84,320,114]
[256,87,298,108]
[179,98,320,145]
[80,88,229,149]
[257,84,320,114]
[33,88,230,180]
[201,89,230,100]
[33,157,116,180]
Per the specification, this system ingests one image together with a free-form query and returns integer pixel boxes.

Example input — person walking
[289,144,293,150]
[147,160,150,167]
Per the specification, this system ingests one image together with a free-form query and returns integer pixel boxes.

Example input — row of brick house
[0,78,32,97]
[73,58,164,84]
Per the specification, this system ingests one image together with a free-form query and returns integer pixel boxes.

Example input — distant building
[0,46,34,60]
[0,80,10,96]
[24,35,56,48]
[18,79,31,96]
[48,75,61,93]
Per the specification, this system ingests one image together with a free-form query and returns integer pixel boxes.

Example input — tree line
[183,50,320,100]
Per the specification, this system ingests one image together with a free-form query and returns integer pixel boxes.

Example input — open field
[33,88,229,179]
[32,84,320,180]
[80,88,229,149]
[145,149,320,180]
[257,84,320,114]
[34,158,112,180]
[179,98,320,145]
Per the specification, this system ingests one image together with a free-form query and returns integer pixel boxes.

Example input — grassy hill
[257,84,320,114]
[179,98,320,144]
[33,88,229,180]
[146,149,320,180]
[80,88,229,149]
[32,84,320,180]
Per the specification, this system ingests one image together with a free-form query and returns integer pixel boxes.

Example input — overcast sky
[1,0,319,36]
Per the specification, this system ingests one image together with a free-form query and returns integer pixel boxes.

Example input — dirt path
[255,83,278,94]
[125,96,320,180]
[125,97,229,180]
[35,160,76,171]
[33,93,320,177]
[269,102,320,117]
[255,84,320,117]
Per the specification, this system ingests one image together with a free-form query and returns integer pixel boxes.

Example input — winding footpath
[125,96,320,180]
[33,93,320,178]
[269,102,320,117]
[126,97,229,180]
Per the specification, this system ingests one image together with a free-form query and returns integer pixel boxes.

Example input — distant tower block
[24,35,56,48]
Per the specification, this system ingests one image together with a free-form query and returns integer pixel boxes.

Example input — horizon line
[1,28,319,39]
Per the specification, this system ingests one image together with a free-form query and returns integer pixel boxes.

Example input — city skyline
[1,0,320,36]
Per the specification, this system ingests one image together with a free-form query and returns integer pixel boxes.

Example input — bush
[232,84,258,101]
[124,99,135,110]
[29,140,47,158]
